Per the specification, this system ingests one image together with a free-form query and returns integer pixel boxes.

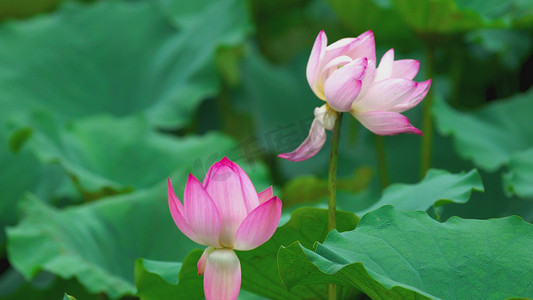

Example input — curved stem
[328,112,343,300]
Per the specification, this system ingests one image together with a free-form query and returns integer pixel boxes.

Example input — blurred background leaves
[0,0,532,299]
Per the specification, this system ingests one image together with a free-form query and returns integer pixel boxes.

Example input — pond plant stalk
[328,112,343,300]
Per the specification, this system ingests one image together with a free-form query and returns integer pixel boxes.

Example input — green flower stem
[421,43,435,177]
[328,112,343,300]
[374,135,389,189]
[328,112,343,232]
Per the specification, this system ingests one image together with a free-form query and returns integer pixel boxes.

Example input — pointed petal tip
[234,196,282,251]
[410,127,423,136]
[258,186,274,204]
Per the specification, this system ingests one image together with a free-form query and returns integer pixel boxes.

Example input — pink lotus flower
[168,157,282,300]
[279,30,432,162]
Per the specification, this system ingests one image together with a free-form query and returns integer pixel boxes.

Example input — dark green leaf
[279,206,533,299]
[239,208,359,300]
[0,0,251,130]
[434,90,533,172]
[7,181,198,299]
[134,250,204,300]
[357,169,484,216]
[25,114,236,197]
[503,149,533,199]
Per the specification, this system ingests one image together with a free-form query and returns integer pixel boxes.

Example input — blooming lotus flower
[168,157,282,300]
[279,30,432,162]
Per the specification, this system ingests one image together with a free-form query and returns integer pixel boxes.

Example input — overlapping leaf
[24,114,238,197]
[0,0,252,131]
[279,206,533,299]
[434,87,533,172]
[6,181,198,299]
[503,148,533,199]
[356,169,484,216]
[134,251,204,300]
[0,128,69,246]
[434,90,533,198]
[134,208,359,300]
[238,208,359,300]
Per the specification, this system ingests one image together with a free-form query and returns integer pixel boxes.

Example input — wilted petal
[374,49,395,82]
[278,118,327,162]
[306,30,327,89]
[391,79,432,113]
[198,247,214,275]
[203,158,260,247]
[204,249,241,300]
[392,59,420,80]
[234,196,282,251]
[324,58,367,112]
[345,30,375,63]
[184,175,222,248]
[168,178,205,245]
[353,78,417,112]
[353,111,422,136]
[258,186,273,204]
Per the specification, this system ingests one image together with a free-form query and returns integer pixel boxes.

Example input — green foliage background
[0,0,532,299]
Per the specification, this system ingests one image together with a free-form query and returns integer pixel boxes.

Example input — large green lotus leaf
[0,0,251,130]
[132,209,359,300]
[24,114,241,197]
[278,206,533,299]
[0,127,70,246]
[134,250,204,300]
[433,89,533,172]
[356,169,484,216]
[238,207,359,300]
[504,148,533,199]
[6,178,200,299]
[135,252,272,300]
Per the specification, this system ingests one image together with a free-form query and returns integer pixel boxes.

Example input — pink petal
[324,58,367,112]
[353,111,422,136]
[353,78,418,112]
[306,30,327,89]
[356,59,376,101]
[392,59,420,80]
[197,247,214,275]
[204,249,241,300]
[278,118,327,162]
[168,178,205,245]
[204,157,260,212]
[345,30,376,63]
[234,196,282,251]
[184,174,222,248]
[323,38,358,63]
[391,79,432,113]
[315,55,354,99]
[203,158,259,248]
[258,186,273,204]
[374,49,395,82]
